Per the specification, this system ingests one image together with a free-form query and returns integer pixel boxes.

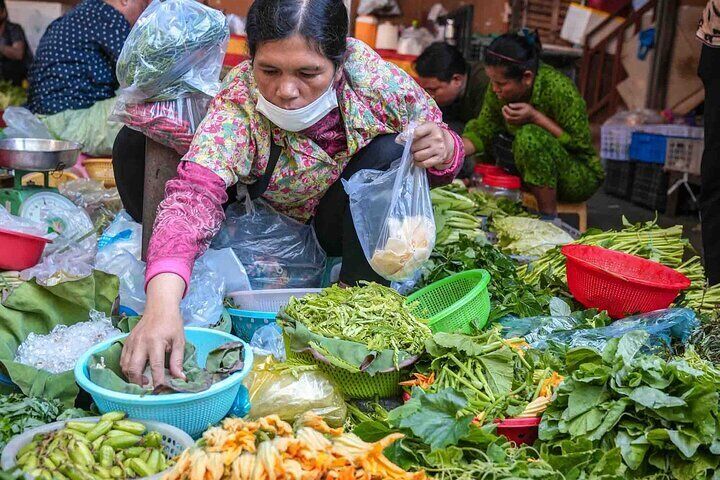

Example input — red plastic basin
[562,244,691,319]
[494,417,541,445]
[0,228,51,271]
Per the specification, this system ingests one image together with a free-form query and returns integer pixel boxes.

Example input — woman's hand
[120,273,187,387]
[502,103,538,126]
[411,122,455,170]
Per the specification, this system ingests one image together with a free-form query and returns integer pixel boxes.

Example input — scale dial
[18,192,93,239]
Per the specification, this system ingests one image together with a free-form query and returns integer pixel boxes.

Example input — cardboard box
[617,77,647,110]
[666,27,703,113]
[561,4,626,52]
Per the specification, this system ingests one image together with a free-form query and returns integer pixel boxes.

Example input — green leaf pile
[540,331,720,479]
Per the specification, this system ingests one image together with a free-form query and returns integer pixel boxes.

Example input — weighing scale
[0,138,94,240]
[0,138,81,215]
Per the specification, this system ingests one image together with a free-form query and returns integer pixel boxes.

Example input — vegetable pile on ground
[164,413,425,480]
[416,237,554,321]
[518,218,720,319]
[401,329,562,423]
[540,331,720,479]
[0,394,88,451]
[14,411,169,480]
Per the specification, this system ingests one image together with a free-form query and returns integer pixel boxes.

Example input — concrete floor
[559,191,703,254]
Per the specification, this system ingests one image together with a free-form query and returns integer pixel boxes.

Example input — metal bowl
[0,138,82,171]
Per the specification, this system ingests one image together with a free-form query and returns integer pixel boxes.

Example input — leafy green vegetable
[0,81,26,110]
[389,388,473,450]
[540,331,720,479]
[416,236,554,321]
[493,216,573,257]
[0,394,89,450]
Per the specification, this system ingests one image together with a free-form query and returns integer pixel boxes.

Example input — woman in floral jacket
[117,0,464,386]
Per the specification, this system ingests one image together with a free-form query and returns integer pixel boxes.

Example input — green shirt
[463,63,599,167]
[440,62,489,125]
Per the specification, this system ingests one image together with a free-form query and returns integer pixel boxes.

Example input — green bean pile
[283,283,431,355]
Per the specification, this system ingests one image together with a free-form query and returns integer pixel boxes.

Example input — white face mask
[256,80,339,132]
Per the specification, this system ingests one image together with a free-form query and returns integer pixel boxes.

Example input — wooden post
[647,0,679,109]
[141,139,181,260]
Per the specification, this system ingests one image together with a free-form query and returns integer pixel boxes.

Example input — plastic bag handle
[385,122,417,218]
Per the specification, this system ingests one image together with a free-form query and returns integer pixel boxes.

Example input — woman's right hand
[120,273,187,387]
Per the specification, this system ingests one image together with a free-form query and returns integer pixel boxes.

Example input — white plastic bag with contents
[343,123,436,282]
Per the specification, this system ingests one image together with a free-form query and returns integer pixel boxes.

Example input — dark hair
[414,42,468,82]
[485,32,542,80]
[0,0,6,12]
[246,0,348,68]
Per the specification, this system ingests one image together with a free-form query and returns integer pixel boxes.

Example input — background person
[0,0,32,86]
[462,33,604,216]
[26,0,148,115]
[415,42,488,134]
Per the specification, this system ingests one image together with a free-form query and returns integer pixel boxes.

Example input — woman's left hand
[502,103,538,125]
[411,122,455,170]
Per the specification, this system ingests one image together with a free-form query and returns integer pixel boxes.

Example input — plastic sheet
[0,205,49,238]
[503,308,699,353]
[110,95,210,155]
[343,124,435,281]
[245,358,346,427]
[212,198,326,289]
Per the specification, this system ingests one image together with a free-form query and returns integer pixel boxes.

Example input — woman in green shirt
[462,33,604,215]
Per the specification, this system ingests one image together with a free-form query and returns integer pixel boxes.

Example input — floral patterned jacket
[145,38,464,291]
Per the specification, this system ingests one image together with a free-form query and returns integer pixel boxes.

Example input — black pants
[113,127,147,223]
[112,127,402,286]
[699,46,720,285]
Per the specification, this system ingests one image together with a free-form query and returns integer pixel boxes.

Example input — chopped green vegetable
[282,283,431,355]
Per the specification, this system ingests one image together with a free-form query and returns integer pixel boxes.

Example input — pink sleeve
[427,128,465,188]
[145,161,228,294]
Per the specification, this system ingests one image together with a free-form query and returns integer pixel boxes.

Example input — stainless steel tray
[0,138,82,171]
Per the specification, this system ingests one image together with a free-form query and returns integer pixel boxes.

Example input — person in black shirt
[416,42,489,179]
[0,0,31,86]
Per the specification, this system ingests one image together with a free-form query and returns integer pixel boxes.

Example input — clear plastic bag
[250,324,285,361]
[179,254,225,327]
[245,358,346,427]
[2,107,52,139]
[211,198,326,289]
[59,179,122,230]
[96,210,143,262]
[110,95,210,155]
[343,124,435,281]
[21,237,97,287]
[115,0,229,103]
[0,205,49,238]
[515,308,699,353]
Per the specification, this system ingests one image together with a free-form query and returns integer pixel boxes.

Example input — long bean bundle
[283,283,431,355]
[518,220,688,287]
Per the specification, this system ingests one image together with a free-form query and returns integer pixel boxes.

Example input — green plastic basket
[406,269,491,334]
[286,350,410,399]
